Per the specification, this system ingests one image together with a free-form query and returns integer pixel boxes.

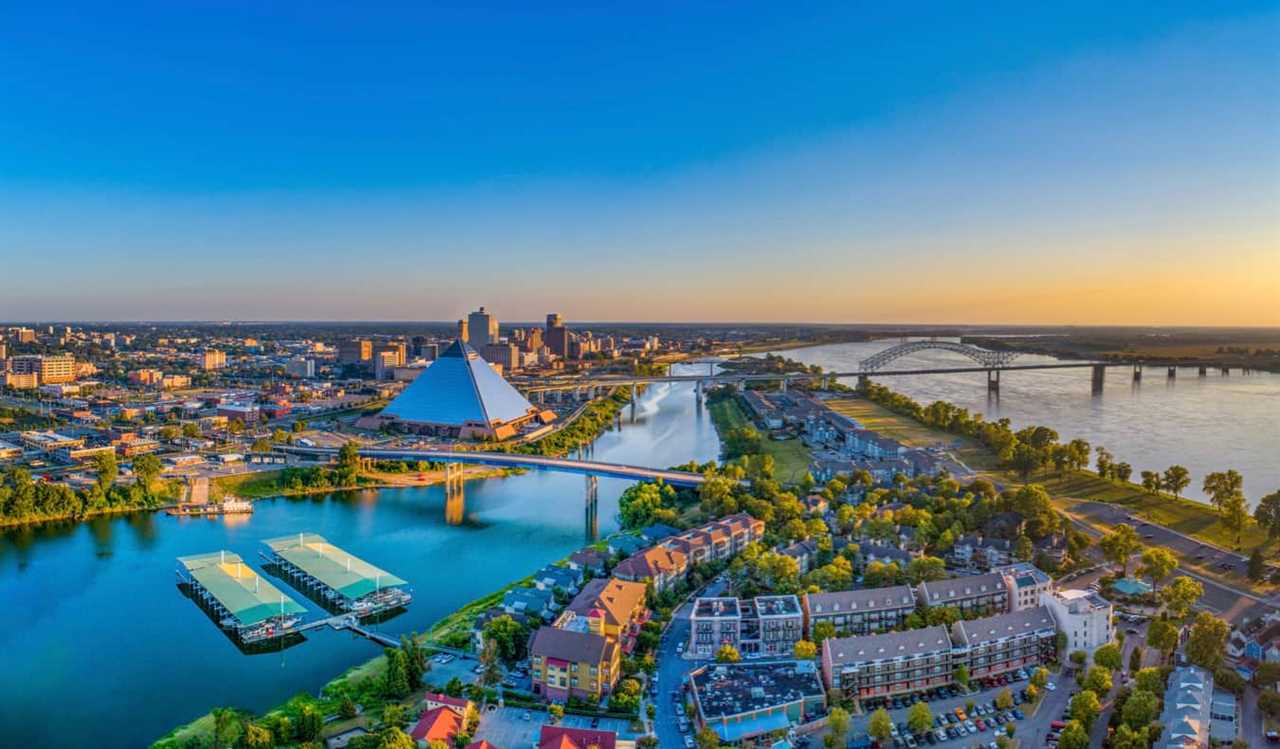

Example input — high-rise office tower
[467,307,499,349]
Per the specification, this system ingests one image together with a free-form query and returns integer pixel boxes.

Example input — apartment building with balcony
[803,585,918,638]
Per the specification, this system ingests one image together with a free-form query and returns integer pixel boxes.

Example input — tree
[1220,492,1251,546]
[251,438,272,453]
[1134,667,1165,695]
[132,453,162,495]
[1111,724,1149,749]
[382,647,410,698]
[336,441,362,486]
[1138,547,1178,591]
[1120,688,1159,729]
[907,701,933,735]
[906,556,947,584]
[211,706,241,749]
[995,688,1013,710]
[1069,689,1102,731]
[1249,547,1267,581]
[479,639,503,687]
[1139,471,1162,495]
[1255,490,1280,539]
[377,728,415,749]
[92,451,118,493]
[1129,645,1143,673]
[1186,611,1228,670]
[868,708,894,744]
[1259,691,1280,719]
[548,703,564,723]
[1030,667,1049,689]
[1084,666,1112,694]
[1099,525,1141,576]
[1058,720,1090,749]
[1010,443,1043,483]
[793,640,817,659]
[1093,642,1123,671]
[1160,575,1204,619]
[812,620,836,645]
[1146,619,1180,660]
[1014,535,1033,562]
[1162,465,1190,498]
[695,725,722,749]
[481,614,527,662]
[241,723,272,749]
[715,644,740,663]
[828,706,851,745]
[952,664,970,690]
[1115,462,1133,483]
[1203,469,1244,512]
[1095,447,1114,479]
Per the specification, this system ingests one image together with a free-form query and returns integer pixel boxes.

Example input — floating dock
[177,551,306,644]
[261,533,411,616]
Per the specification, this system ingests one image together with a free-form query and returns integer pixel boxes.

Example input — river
[0,366,718,749]
[776,340,1280,505]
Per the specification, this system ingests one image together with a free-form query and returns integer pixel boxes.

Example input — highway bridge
[277,445,711,487]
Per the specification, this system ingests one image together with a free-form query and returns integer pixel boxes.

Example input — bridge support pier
[857,374,870,393]
[1091,364,1106,395]
[444,463,465,526]
[779,377,787,394]
[1221,367,1230,376]
[584,475,599,542]
[537,390,545,404]
[1132,364,1143,382]
[1167,366,1176,379]
[986,369,1000,393]
[1198,366,1207,376]
[695,380,704,408]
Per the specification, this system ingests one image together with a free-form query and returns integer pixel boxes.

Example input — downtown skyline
[2,2,1278,325]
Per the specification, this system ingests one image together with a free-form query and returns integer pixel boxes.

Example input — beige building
[11,354,77,384]
[201,350,227,370]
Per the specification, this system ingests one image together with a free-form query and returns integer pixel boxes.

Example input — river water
[777,340,1280,506]
[0,367,718,749]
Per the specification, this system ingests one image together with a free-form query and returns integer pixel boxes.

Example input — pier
[176,551,306,644]
[261,533,411,616]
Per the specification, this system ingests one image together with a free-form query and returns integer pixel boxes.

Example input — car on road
[1045,682,1056,691]
[684,738,694,748]
[1013,709,1025,721]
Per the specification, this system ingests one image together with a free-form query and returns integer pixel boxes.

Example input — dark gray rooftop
[824,625,953,665]
[951,605,1057,646]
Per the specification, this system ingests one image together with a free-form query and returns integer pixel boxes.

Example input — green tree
[906,555,947,584]
[1221,492,1251,546]
[482,614,527,662]
[1186,611,1228,670]
[829,706,851,746]
[695,724,722,749]
[1030,667,1049,689]
[479,639,503,687]
[1138,547,1178,591]
[1058,720,1090,749]
[1160,575,1204,619]
[241,723,273,749]
[1203,469,1244,512]
[377,728,415,749]
[952,664,970,690]
[1255,490,1280,539]
[1069,689,1101,731]
[812,620,836,645]
[92,450,118,493]
[1163,465,1190,498]
[868,708,894,744]
[1010,443,1043,483]
[211,706,241,749]
[1099,525,1141,576]
[132,453,162,495]
[1115,462,1133,483]
[1121,689,1160,729]
[715,644,741,663]
[1139,471,1162,494]
[1146,619,1180,660]
[907,701,933,735]
[382,647,410,698]
[337,441,362,485]
[548,703,565,722]
[1111,724,1149,749]
[1084,666,1112,694]
[1093,642,1123,671]
[1014,535,1033,562]
[1129,644,1143,673]
[1134,667,1165,695]
[995,687,1013,710]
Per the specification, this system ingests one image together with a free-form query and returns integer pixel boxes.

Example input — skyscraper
[457,319,469,343]
[468,307,499,348]
[546,313,570,358]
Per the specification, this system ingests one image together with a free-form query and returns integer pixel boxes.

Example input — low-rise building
[690,597,742,657]
[690,660,826,745]
[822,625,954,699]
[803,585,918,638]
[918,572,1010,616]
[950,606,1058,680]
[536,725,616,749]
[690,595,804,657]
[529,626,620,702]
[20,430,86,452]
[997,563,1054,611]
[612,544,688,591]
[0,440,22,460]
[557,577,649,653]
[1042,588,1113,655]
[1158,666,1212,749]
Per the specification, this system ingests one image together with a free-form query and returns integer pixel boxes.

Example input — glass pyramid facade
[381,339,536,428]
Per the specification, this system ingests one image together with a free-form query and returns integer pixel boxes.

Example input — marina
[261,532,412,616]
[176,551,306,644]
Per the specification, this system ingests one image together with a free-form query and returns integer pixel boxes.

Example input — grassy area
[210,469,286,500]
[707,397,813,484]
[1041,471,1270,552]
[825,397,1002,471]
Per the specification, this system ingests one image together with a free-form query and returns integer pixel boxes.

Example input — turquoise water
[0,371,718,748]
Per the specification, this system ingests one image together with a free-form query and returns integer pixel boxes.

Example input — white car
[1046,682,1057,691]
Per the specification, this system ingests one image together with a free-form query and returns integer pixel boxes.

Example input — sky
[1,1,1278,324]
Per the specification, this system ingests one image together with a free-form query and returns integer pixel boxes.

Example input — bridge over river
[277,445,711,487]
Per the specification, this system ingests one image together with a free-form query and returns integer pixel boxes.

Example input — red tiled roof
[409,706,464,742]
[537,725,617,749]
[466,742,499,749]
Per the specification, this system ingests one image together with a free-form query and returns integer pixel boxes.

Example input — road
[651,577,728,749]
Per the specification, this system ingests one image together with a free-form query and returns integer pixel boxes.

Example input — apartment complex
[9,354,76,384]
[690,660,827,745]
[555,577,649,653]
[529,626,619,703]
[951,606,1058,680]
[1042,588,1113,655]
[998,563,1054,611]
[803,585,918,637]
[1158,666,1213,749]
[822,625,954,698]
[613,513,765,592]
[917,572,1010,616]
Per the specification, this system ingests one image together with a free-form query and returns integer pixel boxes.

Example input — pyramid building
[377,340,552,440]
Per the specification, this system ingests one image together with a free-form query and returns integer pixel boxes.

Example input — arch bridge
[859,340,1021,372]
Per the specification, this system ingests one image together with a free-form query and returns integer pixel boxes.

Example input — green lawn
[708,398,813,484]
[210,469,285,500]
[825,397,1001,471]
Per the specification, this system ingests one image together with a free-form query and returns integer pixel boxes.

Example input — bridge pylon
[856,374,870,393]
[1091,364,1106,395]
[584,475,599,542]
[986,369,1000,393]
[444,463,465,525]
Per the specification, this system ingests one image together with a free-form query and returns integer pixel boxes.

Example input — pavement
[650,576,730,749]
[472,705,635,748]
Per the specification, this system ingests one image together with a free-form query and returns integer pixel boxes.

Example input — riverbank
[825,391,1276,582]
[706,396,812,482]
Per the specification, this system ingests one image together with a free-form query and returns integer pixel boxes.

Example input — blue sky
[2,2,1277,322]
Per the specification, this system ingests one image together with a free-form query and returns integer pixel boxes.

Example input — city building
[557,577,649,652]
[337,339,371,365]
[456,318,469,343]
[546,313,570,357]
[536,725,616,749]
[285,357,315,378]
[3,371,38,389]
[612,544,688,591]
[216,402,260,425]
[10,353,76,384]
[822,625,954,699]
[129,368,164,386]
[803,585,918,637]
[374,340,553,440]
[1042,588,1113,655]
[950,606,1058,680]
[689,595,804,657]
[1158,666,1213,749]
[467,307,499,348]
[201,349,227,370]
[529,626,620,702]
[19,430,86,452]
[690,597,742,657]
[997,563,1054,611]
[690,661,826,745]
[482,342,520,372]
[0,440,24,460]
[917,572,1010,616]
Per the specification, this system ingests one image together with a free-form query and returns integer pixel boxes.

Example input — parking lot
[471,705,636,748]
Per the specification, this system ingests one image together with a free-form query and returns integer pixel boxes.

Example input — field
[825,397,1002,471]
[210,469,287,500]
[707,398,813,483]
